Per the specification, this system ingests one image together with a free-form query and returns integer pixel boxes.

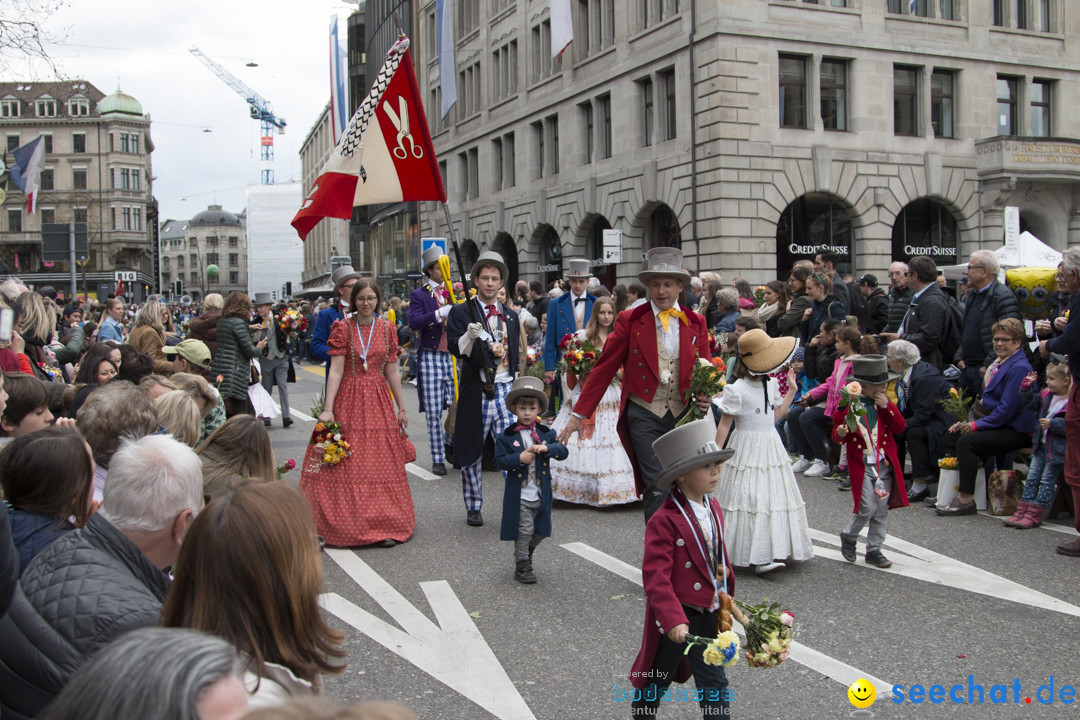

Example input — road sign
[421,237,447,257]
[602,229,622,264]
[330,255,352,272]
[114,270,137,282]
[42,223,89,263]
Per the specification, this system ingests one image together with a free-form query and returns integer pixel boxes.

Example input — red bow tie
[513,422,541,443]
[486,304,501,320]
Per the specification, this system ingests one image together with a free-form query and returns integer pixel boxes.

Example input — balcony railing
[0,232,41,245]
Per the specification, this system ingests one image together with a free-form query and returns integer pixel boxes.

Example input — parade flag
[551,0,573,60]
[9,135,46,214]
[329,15,349,144]
[292,36,447,241]
[436,0,457,118]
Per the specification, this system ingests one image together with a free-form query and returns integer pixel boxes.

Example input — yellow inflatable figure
[1006,266,1058,320]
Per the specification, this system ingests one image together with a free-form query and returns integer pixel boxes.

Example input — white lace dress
[549,332,638,506]
[716,377,814,567]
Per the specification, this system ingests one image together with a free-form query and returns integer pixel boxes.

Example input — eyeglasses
[967,264,984,271]
[355,296,378,304]
[992,336,1017,344]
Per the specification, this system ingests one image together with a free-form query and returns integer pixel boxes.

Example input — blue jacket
[494,423,568,542]
[714,309,741,334]
[543,291,596,369]
[309,305,346,366]
[96,316,123,342]
[408,283,449,353]
[975,351,1037,434]
[7,509,72,576]
[1047,292,1080,382]
[1020,385,1068,461]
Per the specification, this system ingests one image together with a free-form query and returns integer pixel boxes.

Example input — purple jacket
[974,350,1037,434]
[408,282,450,353]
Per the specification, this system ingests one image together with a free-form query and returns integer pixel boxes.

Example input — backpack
[939,294,963,365]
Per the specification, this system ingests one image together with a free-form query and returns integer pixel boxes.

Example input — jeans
[631,607,731,718]
[1022,448,1064,507]
[775,419,789,451]
[788,406,830,462]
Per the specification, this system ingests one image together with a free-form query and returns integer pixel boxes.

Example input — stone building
[0,81,156,300]
[416,0,1080,287]
[159,205,247,302]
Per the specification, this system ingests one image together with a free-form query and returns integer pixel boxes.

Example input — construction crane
[189,47,287,185]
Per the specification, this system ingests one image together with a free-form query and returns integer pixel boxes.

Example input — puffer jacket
[805,354,857,417]
[0,513,170,720]
[210,316,263,401]
[956,280,1022,367]
[885,286,914,334]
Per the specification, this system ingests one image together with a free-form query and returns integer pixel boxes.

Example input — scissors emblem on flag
[383,95,423,160]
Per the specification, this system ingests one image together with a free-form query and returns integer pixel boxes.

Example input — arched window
[493,232,518,288]
[645,205,680,249]
[891,198,959,264]
[586,215,614,290]
[541,227,562,289]
[776,194,853,278]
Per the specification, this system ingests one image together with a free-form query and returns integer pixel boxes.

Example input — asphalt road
[270,359,1080,720]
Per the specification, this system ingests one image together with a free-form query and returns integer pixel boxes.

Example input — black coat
[885,286,914,334]
[899,284,951,370]
[861,288,889,335]
[0,514,170,720]
[957,280,1022,367]
[446,297,520,468]
[897,360,952,461]
[0,503,17,619]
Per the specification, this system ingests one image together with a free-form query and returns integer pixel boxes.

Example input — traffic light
[285,281,292,296]
[173,279,184,296]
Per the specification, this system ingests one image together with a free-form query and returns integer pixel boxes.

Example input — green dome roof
[97,89,143,116]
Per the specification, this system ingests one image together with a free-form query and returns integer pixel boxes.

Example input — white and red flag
[9,135,46,214]
[292,36,446,240]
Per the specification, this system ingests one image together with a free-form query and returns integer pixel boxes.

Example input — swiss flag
[292,37,446,240]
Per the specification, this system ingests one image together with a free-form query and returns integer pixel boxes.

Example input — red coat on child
[630,490,736,690]
[831,400,910,514]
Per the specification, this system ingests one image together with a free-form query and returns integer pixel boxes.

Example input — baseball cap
[857,274,878,288]
[162,338,212,370]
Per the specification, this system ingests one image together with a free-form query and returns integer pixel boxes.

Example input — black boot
[514,560,536,584]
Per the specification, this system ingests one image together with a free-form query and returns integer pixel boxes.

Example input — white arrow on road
[320,549,536,720]
[561,542,894,697]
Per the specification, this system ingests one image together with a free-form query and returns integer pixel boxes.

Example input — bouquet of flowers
[525,346,539,367]
[556,334,598,388]
[939,386,971,423]
[836,381,867,434]
[279,309,307,335]
[732,598,795,668]
[753,285,767,307]
[675,355,726,427]
[683,631,741,668]
[708,330,727,357]
[276,459,296,478]
[308,422,351,467]
[938,456,959,469]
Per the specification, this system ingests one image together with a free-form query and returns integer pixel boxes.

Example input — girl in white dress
[714,329,814,574]
[550,297,637,506]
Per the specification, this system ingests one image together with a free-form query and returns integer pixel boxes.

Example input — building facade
[0,81,156,300]
[416,0,1080,287]
[299,102,351,292]
[159,205,248,302]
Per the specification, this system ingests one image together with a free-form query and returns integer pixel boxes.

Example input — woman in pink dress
[299,278,415,547]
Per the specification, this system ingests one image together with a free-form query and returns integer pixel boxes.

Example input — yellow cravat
[657,307,686,331]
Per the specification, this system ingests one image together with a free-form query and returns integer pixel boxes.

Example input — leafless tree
[0,0,69,79]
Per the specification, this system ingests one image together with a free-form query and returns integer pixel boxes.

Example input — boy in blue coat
[495,376,569,583]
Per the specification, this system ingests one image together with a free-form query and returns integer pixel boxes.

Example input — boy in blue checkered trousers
[495,376,568,583]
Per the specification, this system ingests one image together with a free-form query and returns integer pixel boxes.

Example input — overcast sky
[20,0,359,224]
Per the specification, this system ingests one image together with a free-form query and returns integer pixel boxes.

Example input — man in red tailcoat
[559,247,712,520]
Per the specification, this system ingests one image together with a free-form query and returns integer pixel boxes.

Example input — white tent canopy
[938,232,1063,280]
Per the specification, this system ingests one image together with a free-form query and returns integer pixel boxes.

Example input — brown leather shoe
[1055,537,1080,557]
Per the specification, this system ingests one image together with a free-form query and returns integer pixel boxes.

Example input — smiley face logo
[848,678,876,708]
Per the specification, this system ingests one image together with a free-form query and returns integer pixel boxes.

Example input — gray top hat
[566,258,591,279]
[331,265,361,292]
[638,247,691,284]
[253,291,273,306]
[470,250,508,282]
[422,246,443,271]
[653,418,735,490]
[850,354,901,385]
[505,375,548,415]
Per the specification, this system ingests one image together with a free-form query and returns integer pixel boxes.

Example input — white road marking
[976,511,1076,535]
[291,409,314,422]
[320,549,536,720]
[406,463,440,481]
[560,542,894,697]
[808,528,1080,619]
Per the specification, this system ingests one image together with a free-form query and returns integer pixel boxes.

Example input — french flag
[292,36,447,241]
[9,135,46,214]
